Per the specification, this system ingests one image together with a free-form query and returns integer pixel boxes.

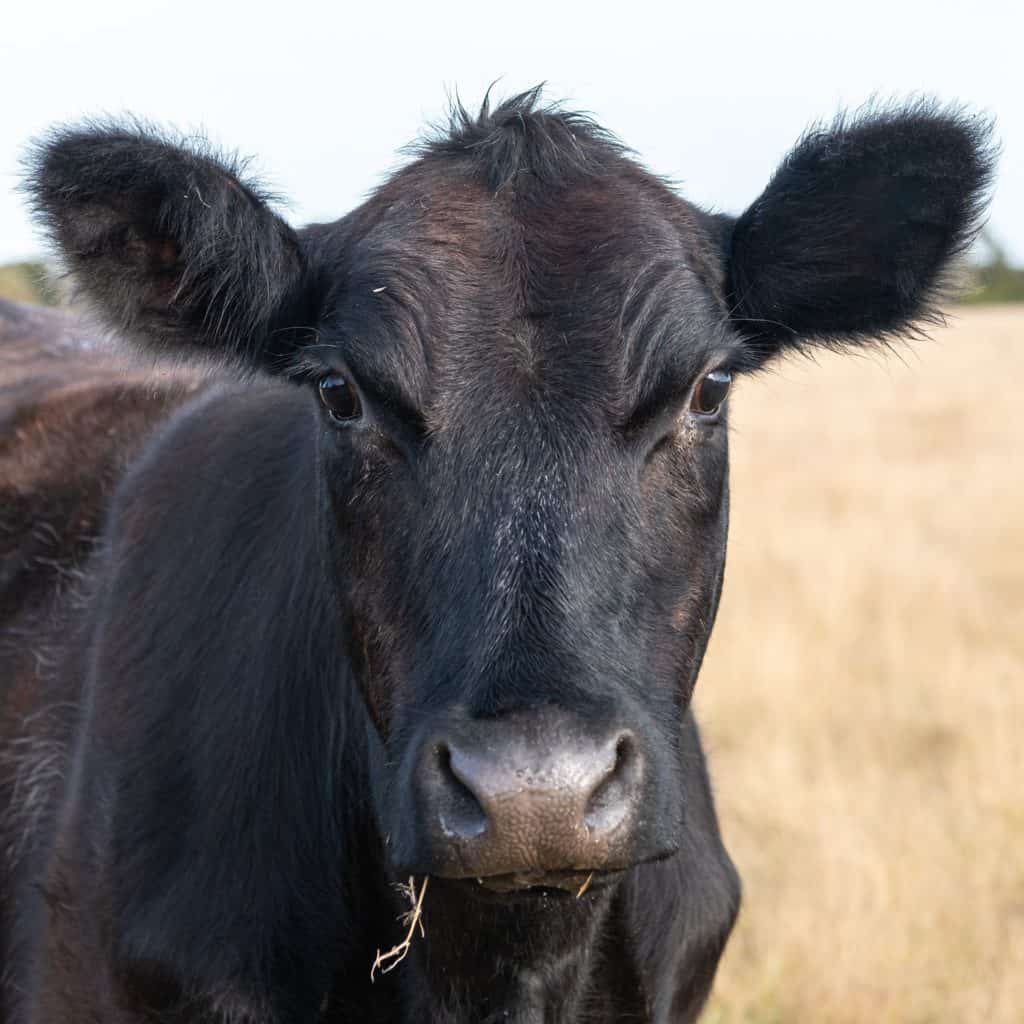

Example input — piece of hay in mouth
[370,875,429,981]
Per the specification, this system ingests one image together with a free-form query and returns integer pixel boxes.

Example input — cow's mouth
[465,868,622,897]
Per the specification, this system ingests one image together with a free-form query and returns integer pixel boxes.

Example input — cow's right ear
[24,120,308,367]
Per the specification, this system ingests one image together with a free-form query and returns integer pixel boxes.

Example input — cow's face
[29,95,994,893]
[300,164,739,885]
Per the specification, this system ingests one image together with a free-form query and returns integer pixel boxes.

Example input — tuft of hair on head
[417,83,631,193]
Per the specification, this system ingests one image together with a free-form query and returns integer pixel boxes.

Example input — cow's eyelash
[285,343,349,384]
[624,359,735,436]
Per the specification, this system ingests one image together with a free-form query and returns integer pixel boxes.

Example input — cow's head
[28,95,993,900]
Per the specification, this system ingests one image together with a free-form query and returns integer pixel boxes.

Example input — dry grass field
[698,306,1023,1024]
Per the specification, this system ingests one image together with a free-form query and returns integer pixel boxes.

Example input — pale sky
[2,0,1021,264]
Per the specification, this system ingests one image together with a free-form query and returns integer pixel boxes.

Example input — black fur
[722,100,997,356]
[23,119,308,363]
[420,85,632,192]
[1,90,994,1023]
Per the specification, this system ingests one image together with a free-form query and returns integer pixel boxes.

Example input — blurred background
[2,2,1020,1021]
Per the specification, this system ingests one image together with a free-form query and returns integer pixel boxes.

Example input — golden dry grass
[698,306,1024,1024]
[0,264,44,304]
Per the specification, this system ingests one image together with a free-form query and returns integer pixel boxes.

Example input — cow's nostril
[584,732,640,833]
[435,743,488,840]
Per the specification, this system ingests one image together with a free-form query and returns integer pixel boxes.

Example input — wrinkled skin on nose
[412,708,645,885]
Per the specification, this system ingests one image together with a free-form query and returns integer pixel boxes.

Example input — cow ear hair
[24,119,309,368]
[715,100,997,363]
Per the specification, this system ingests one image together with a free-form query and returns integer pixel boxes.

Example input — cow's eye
[690,369,732,418]
[318,374,362,423]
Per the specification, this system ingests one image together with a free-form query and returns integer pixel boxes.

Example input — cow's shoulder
[107,373,318,552]
[66,377,357,1021]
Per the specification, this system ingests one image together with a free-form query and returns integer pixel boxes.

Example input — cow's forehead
[363,156,706,286]
[320,158,730,423]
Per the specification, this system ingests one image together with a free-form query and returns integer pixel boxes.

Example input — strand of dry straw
[370,875,429,981]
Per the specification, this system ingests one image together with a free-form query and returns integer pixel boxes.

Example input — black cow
[0,91,994,1022]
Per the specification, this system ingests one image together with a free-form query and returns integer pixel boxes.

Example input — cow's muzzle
[400,707,650,883]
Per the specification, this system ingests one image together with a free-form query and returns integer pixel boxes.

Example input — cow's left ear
[716,102,996,362]
[25,120,308,367]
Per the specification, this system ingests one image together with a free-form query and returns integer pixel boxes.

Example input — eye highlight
[318,374,363,423]
[690,369,732,418]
